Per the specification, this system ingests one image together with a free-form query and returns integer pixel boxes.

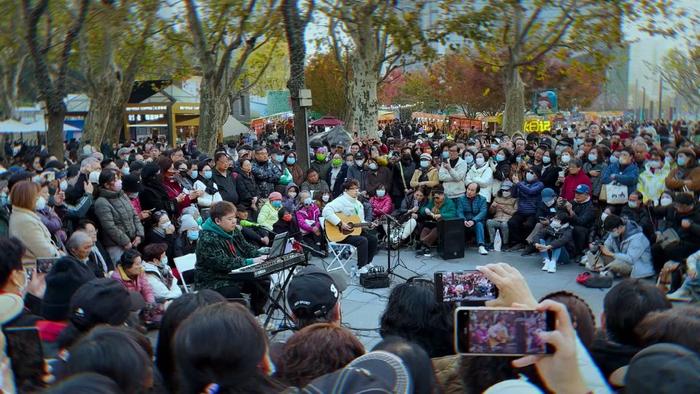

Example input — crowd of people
[0,116,699,392]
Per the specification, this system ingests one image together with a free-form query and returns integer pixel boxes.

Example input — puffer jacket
[457,194,487,222]
[365,166,392,196]
[514,180,545,214]
[257,201,280,231]
[410,166,439,189]
[583,161,608,197]
[369,195,394,219]
[296,203,321,234]
[94,188,144,248]
[252,160,283,198]
[194,218,260,290]
[601,162,639,194]
[489,195,517,221]
[465,164,494,202]
[111,265,156,304]
[603,220,654,278]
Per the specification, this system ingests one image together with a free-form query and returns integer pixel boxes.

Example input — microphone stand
[384,213,418,281]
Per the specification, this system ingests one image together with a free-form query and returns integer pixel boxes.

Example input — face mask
[186,230,199,241]
[315,153,326,161]
[204,170,213,179]
[355,160,364,167]
[161,256,169,266]
[282,213,293,222]
[332,158,342,167]
[610,230,620,239]
[271,200,282,208]
[610,155,619,164]
[677,156,687,166]
[376,189,385,197]
[368,163,378,171]
[550,220,562,230]
[286,157,296,165]
[628,200,639,208]
[442,151,449,159]
[59,180,69,191]
[542,156,551,164]
[346,161,354,167]
[648,161,660,169]
[32,175,42,184]
[464,155,474,164]
[288,191,297,199]
[274,154,284,162]
[560,154,571,164]
[496,154,506,162]
[160,220,172,229]
[114,179,123,192]
[420,160,430,168]
[502,191,511,198]
[121,167,130,176]
[588,153,597,162]
[322,195,330,202]
[89,171,101,184]
[35,196,47,210]
[189,170,198,180]
[601,212,608,222]
[13,270,28,296]
[490,144,499,150]
[304,197,314,206]
[660,196,673,207]
[475,157,485,166]
[526,173,535,182]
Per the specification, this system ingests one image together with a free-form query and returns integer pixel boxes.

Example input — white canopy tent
[0,119,36,134]
[25,119,80,133]
[222,115,250,138]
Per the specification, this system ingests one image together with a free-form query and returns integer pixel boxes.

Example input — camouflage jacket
[194,218,260,290]
[252,160,283,198]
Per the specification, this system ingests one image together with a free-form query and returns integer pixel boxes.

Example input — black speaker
[437,219,465,260]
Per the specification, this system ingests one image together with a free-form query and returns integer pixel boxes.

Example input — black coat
[326,164,349,198]
[533,163,561,192]
[235,168,258,206]
[212,168,239,204]
[570,199,596,228]
[391,160,416,197]
[140,179,177,216]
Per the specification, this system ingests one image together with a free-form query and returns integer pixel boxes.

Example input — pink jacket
[111,265,156,304]
[370,196,394,219]
[296,204,321,234]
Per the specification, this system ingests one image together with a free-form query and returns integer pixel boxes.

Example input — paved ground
[306,246,611,350]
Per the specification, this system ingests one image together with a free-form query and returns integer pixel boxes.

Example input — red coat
[163,178,192,215]
[561,171,592,201]
[369,195,394,219]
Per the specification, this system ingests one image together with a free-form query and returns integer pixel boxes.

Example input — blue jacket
[515,181,544,214]
[601,162,639,194]
[457,195,488,222]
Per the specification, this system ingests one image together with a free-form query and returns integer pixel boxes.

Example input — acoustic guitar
[325,213,376,242]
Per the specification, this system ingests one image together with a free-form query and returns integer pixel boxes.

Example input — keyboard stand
[257,255,307,331]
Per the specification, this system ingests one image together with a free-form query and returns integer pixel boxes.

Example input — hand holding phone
[476,263,537,308]
[434,270,498,304]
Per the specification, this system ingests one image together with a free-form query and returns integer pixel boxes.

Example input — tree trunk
[283,0,310,170]
[45,96,66,158]
[82,75,119,146]
[196,76,229,155]
[503,64,525,135]
[347,54,379,139]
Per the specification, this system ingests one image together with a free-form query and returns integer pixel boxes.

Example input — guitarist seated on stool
[322,179,379,274]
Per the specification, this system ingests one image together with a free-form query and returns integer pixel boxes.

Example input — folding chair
[174,253,197,293]
[320,217,355,275]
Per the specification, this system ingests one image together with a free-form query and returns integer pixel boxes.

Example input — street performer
[195,201,269,315]
[322,178,378,274]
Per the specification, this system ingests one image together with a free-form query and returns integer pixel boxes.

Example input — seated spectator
[584,146,608,199]
[295,191,325,256]
[235,204,270,247]
[258,191,283,231]
[535,211,574,273]
[410,153,439,192]
[9,180,62,261]
[560,159,592,201]
[365,157,392,197]
[619,191,654,242]
[0,237,44,329]
[665,146,700,193]
[195,202,269,315]
[272,207,302,242]
[37,182,67,247]
[110,249,160,325]
[651,192,700,273]
[146,210,176,262]
[638,149,671,204]
[523,187,562,254]
[121,174,151,223]
[486,180,517,248]
[283,183,300,212]
[155,290,226,393]
[301,168,330,197]
[142,243,182,302]
[601,147,639,195]
[369,184,394,222]
[174,302,283,393]
[589,279,671,381]
[174,213,199,258]
[564,184,597,255]
[667,248,700,301]
[75,220,113,278]
[379,279,453,358]
[600,214,655,279]
[459,182,488,255]
[507,170,545,250]
[416,187,458,257]
[465,150,493,202]
[192,161,222,219]
[277,323,364,387]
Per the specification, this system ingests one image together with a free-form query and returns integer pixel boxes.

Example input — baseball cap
[287,266,345,319]
[69,278,146,331]
[574,184,590,194]
[300,351,410,393]
[500,180,514,190]
[117,147,133,157]
[625,343,700,393]
[419,153,431,161]
[541,188,556,201]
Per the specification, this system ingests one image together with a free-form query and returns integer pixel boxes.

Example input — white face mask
[376,190,385,197]
[160,220,172,229]
[322,195,330,202]
[59,179,69,191]
[526,173,535,182]
[475,157,485,166]
[288,192,297,199]
[660,197,673,207]
[560,154,571,164]
[35,196,47,210]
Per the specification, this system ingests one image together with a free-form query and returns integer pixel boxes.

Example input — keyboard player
[195,201,270,315]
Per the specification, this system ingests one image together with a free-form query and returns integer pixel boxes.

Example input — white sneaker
[547,260,557,273]
[478,245,488,255]
[357,265,371,274]
[667,287,691,302]
[541,259,551,271]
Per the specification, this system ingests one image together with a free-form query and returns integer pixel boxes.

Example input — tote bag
[604,183,628,205]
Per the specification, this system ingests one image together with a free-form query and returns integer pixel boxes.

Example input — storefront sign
[523,119,551,133]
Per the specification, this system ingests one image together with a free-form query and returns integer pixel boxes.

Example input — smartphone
[454,307,555,356]
[434,270,498,305]
[36,258,58,274]
[4,326,44,387]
